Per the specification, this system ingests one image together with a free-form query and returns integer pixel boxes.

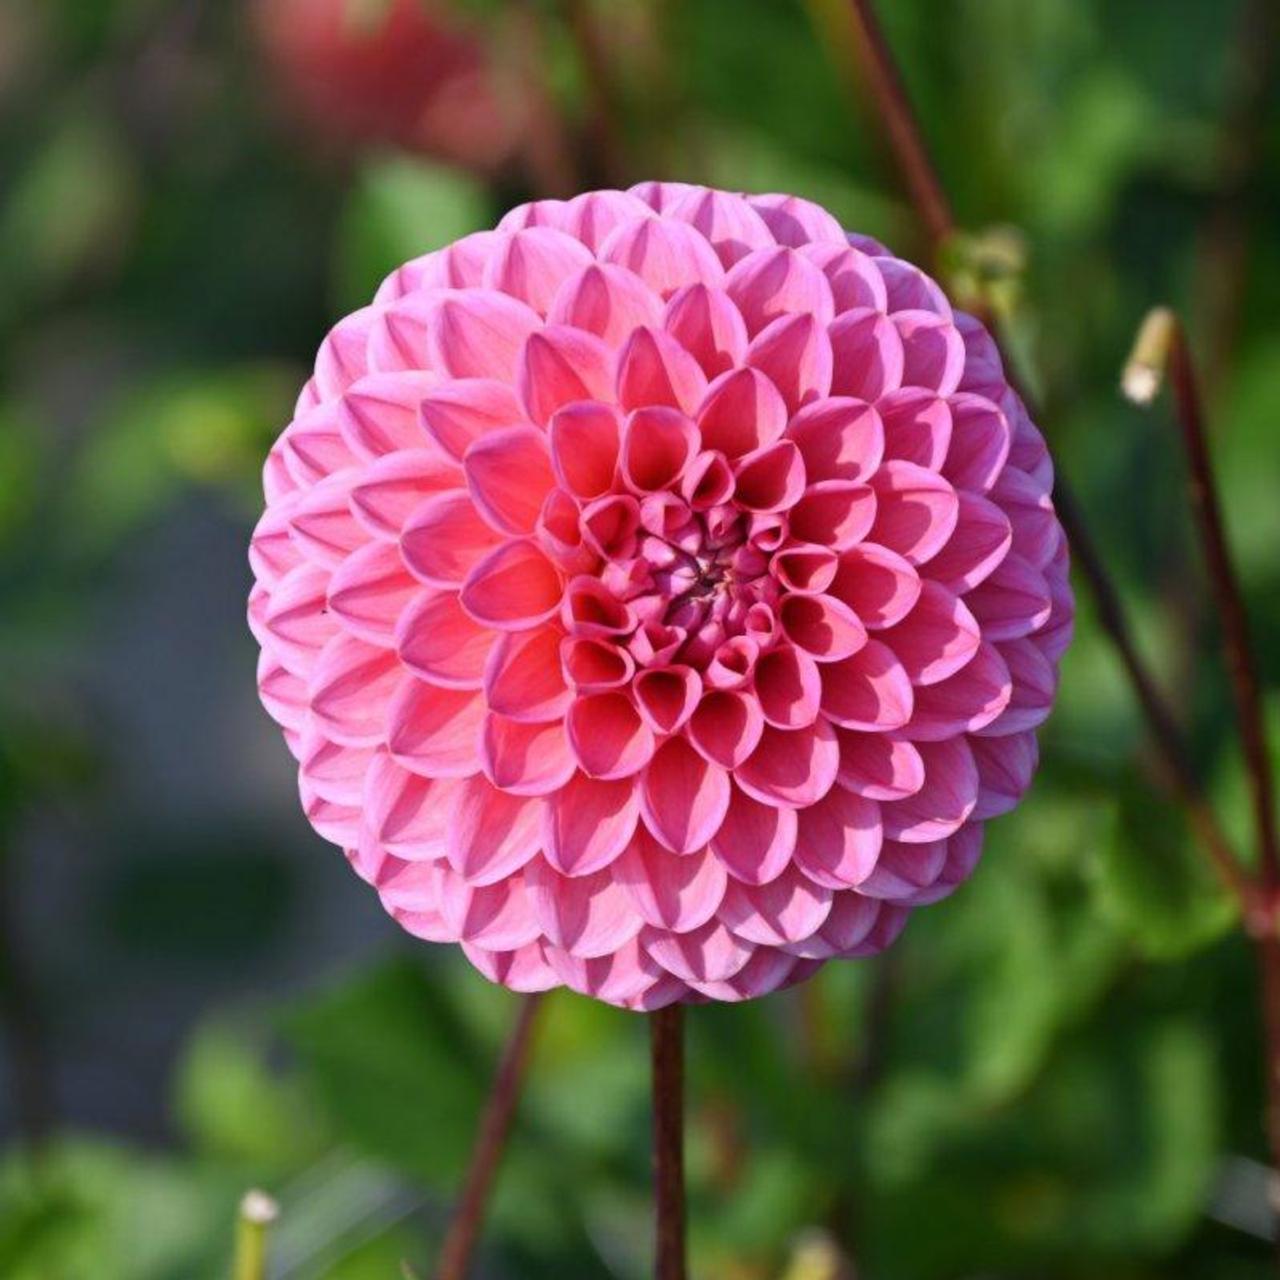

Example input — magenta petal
[484,629,570,723]
[779,593,867,662]
[782,892,896,960]
[963,552,1052,641]
[459,540,563,630]
[641,736,731,854]
[991,465,1061,569]
[719,865,833,944]
[793,787,882,888]
[835,731,925,801]
[709,783,797,884]
[463,426,555,535]
[879,581,981,686]
[396,589,494,689]
[696,366,788,459]
[868,460,960,566]
[664,284,749,378]
[733,440,806,513]
[616,829,728,931]
[599,215,725,297]
[771,545,838,596]
[562,636,635,692]
[908,640,1011,740]
[519,326,614,426]
[387,677,485,777]
[447,776,542,885]
[542,773,639,875]
[634,665,702,734]
[819,640,914,731]
[420,378,526,463]
[787,398,885,484]
[787,480,877,550]
[828,309,905,400]
[857,838,949,903]
[669,188,775,267]
[829,543,922,629]
[689,948,799,1002]
[748,193,846,247]
[621,405,698,492]
[942,393,1011,492]
[548,261,664,345]
[642,919,753,983]
[688,690,765,769]
[725,246,836,336]
[428,290,542,381]
[978,638,1057,736]
[894,310,965,395]
[480,714,576,796]
[878,388,953,470]
[401,490,501,587]
[879,738,979,843]
[927,492,1013,593]
[616,326,709,415]
[525,858,643,957]
[745,313,833,412]
[734,720,840,808]
[753,644,822,729]
[567,692,656,779]
[549,401,621,499]
[971,731,1039,818]
[876,256,953,316]
[801,242,889,312]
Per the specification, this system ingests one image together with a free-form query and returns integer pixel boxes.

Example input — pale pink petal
[265,563,339,667]
[351,449,465,540]
[363,751,456,859]
[401,490,502,586]
[779,593,867,662]
[634,665,702,734]
[420,378,526,462]
[328,542,418,646]
[564,189,657,249]
[543,934,668,1003]
[669,188,775,266]
[642,919,753,983]
[249,503,301,588]
[835,731,925,800]
[282,403,359,488]
[377,859,451,931]
[459,540,563,630]
[548,262,664,346]
[641,736,731,854]
[480,714,576,796]
[599,215,724,296]
[695,366,788,459]
[868,460,960,566]
[497,198,571,234]
[787,397,885,484]
[484,629,571,723]
[907,640,1011,739]
[518,325,615,425]
[621,405,698,492]
[374,230,498,299]
[288,471,365,567]
[829,542,922,629]
[463,941,559,993]
[300,729,374,805]
[257,651,307,732]
[719,865,833,944]
[787,480,877,549]
[309,634,401,746]
[880,737,979,842]
[753,644,822,729]
[819,640,914,730]
[725,246,836,335]
[448,776,543,885]
[312,307,376,401]
[396,588,494,688]
[439,867,541,951]
[828,309,905,400]
[481,226,594,314]
[543,773,639,875]
[525,858,643,957]
[688,690,765,769]
[663,284,749,377]
[616,830,727,931]
[338,371,437,458]
[300,783,360,847]
[709,783,797,885]
[745,313,833,412]
[963,552,1052,641]
[616,327,708,415]
[732,440,805,512]
[879,581,981,685]
[734,720,840,808]
[748,194,846,247]
[428,289,542,381]
[464,426,555,534]
[387,678,485,778]
[927,492,1013,593]
[567,692,656,779]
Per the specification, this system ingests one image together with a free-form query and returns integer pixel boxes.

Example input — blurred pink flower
[249,185,1073,1009]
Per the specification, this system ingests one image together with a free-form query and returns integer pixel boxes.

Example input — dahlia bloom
[249,185,1073,1009]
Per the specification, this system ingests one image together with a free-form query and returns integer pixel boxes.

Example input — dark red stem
[651,1004,687,1280]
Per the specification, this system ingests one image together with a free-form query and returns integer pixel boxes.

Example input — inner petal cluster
[248,184,1074,1010]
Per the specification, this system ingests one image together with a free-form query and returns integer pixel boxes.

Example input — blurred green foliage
[0,0,1277,1275]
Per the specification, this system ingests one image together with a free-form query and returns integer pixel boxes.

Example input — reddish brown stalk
[505,1,579,198]
[651,1004,687,1280]
[433,994,543,1280]
[559,0,629,186]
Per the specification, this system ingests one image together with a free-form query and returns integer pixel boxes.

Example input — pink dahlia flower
[249,185,1073,1009]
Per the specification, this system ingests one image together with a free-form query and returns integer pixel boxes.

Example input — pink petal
[599,216,725,297]
[249,504,301,588]
[880,737,979,843]
[641,736,731,854]
[819,640,914,730]
[745,313,833,412]
[800,242,889,312]
[561,636,635,692]
[288,471,365,567]
[878,388,952,470]
[907,640,1011,740]
[748,194,846,247]
[309,634,400,746]
[876,257,952,316]
[464,426,555,535]
[420,378,527,463]
[642,919,753,983]
[720,865,833,944]
[387,678,485,777]
[537,488,596,574]
[704,637,759,691]
[460,540,563,630]
[616,327,708,415]
[338,371,437,458]
[782,892,891,960]
[787,397,885,484]
[927,492,1013,593]
[963,552,1052,641]
[734,720,840,808]
[621,405,698,492]
[543,773,639,875]
[282,403,358,488]
[787,480,877,549]
[725,246,835,335]
[313,306,376,401]
[378,860,451,934]
[664,284,749,378]
[563,189,657,249]
[263,563,338,666]
[328,542,418,647]
[401,490,501,586]
[753,644,822,729]
[463,941,559,993]
[771,544,838,595]
[971,731,1039,818]
[880,580,981,685]
[525,859,643,957]
[482,226,594,315]
[709,783,797,884]
[779,593,867,662]
[894,311,965,394]
[991,466,1060,569]
[519,325,615,426]
[351,449,465,540]
[363,751,455,858]
[616,830,728,931]
[829,543,921,629]
[300,729,373,806]
[567,692,656,779]
[428,290,542,381]
[682,451,736,509]
[634,665,702,734]
[828,309,905,400]
[733,440,805,513]
[687,690,765,769]
[374,230,497,301]
[835,731,925,801]
[977,637,1056,736]
[257,651,307,732]
[942,393,1011,492]
[669,188,775,266]
[396,588,494,688]
[548,262,664,346]
[484,628,571,722]
[439,868,541,951]
[695,366,788,459]
[480,714,576,796]
[689,948,798,1002]
[447,776,543,885]
[857,838,948,903]
[868,460,960,565]
[561,575,636,638]
[793,784,882,889]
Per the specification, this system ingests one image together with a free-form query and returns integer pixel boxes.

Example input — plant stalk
[651,1003,687,1280]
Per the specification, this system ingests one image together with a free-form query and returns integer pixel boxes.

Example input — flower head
[249,185,1073,1009]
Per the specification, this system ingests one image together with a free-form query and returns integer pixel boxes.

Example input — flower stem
[233,1190,279,1280]
[434,994,543,1280]
[651,1003,687,1280]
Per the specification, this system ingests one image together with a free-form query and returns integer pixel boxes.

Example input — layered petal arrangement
[249,185,1073,1009]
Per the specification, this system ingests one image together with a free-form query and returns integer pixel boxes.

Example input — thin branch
[559,0,629,186]
[1124,307,1280,893]
[504,1,580,198]
[651,1004,687,1280]
[434,994,544,1280]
